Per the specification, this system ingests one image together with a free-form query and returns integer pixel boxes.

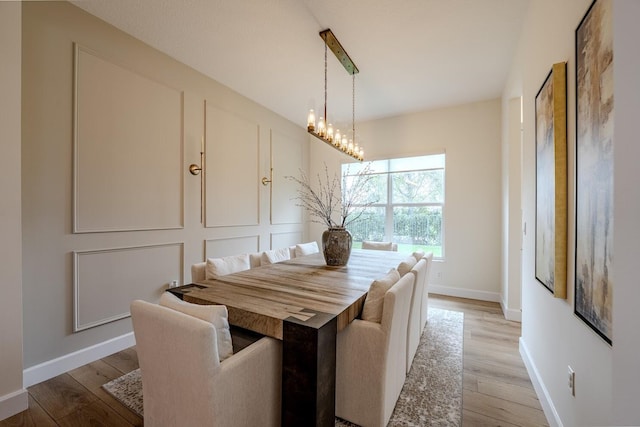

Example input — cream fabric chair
[205,254,250,279]
[335,271,415,427]
[421,252,434,330]
[191,262,206,282]
[130,300,282,427]
[397,255,417,277]
[406,258,428,372]
[260,247,290,265]
[362,241,398,251]
[190,252,262,283]
[294,241,320,257]
[248,252,263,268]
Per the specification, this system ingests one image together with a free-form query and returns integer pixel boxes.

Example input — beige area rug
[103,307,463,426]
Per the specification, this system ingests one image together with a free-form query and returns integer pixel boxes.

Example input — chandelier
[306,29,364,161]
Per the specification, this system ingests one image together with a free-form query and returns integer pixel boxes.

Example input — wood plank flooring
[430,295,548,427]
[1,295,548,426]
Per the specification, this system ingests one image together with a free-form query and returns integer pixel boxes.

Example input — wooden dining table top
[183,249,409,339]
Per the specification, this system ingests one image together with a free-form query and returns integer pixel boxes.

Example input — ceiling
[70,0,529,127]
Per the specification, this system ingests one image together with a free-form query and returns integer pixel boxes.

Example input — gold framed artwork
[575,0,613,344]
[535,62,567,299]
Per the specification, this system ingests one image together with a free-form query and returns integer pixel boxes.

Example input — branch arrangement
[286,163,377,228]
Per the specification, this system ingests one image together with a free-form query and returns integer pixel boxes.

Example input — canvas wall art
[575,0,613,344]
[535,62,567,299]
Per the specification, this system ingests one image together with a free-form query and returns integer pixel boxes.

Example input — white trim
[501,298,522,322]
[23,332,136,388]
[73,242,183,332]
[520,337,562,427]
[429,285,501,303]
[0,389,28,422]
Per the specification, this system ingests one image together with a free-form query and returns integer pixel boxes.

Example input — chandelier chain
[324,38,328,122]
[352,74,355,144]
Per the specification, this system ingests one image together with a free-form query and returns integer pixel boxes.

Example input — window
[342,153,445,257]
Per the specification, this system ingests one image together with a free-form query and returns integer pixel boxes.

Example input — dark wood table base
[282,312,337,427]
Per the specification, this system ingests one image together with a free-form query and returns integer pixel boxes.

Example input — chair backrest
[191,252,252,282]
[407,258,427,372]
[248,252,262,268]
[294,241,320,257]
[191,262,206,282]
[380,271,415,423]
[132,300,282,427]
[260,247,291,265]
[131,300,220,425]
[421,252,434,329]
[362,241,398,251]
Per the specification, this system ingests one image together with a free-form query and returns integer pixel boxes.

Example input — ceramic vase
[322,227,352,266]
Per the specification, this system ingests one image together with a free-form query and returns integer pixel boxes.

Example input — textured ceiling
[70,0,529,127]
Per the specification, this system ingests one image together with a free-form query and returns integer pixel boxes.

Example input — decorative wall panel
[271,231,302,250]
[270,130,303,225]
[73,44,183,233]
[205,235,260,259]
[205,104,260,227]
[73,243,183,331]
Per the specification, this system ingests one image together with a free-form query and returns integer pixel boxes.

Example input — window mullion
[386,172,393,242]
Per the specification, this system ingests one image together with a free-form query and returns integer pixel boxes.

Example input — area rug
[103,307,463,426]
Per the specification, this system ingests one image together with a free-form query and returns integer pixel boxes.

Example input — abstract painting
[575,0,613,344]
[535,62,567,298]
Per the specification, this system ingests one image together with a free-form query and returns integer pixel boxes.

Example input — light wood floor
[1,295,548,427]
[430,295,548,427]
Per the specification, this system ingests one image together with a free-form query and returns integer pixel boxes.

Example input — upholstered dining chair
[421,252,434,330]
[130,300,282,427]
[191,252,261,283]
[335,270,415,427]
[293,241,320,257]
[406,257,428,372]
[361,241,398,251]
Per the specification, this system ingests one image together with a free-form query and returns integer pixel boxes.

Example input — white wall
[611,0,640,423]
[309,99,503,302]
[0,2,28,420]
[505,0,640,425]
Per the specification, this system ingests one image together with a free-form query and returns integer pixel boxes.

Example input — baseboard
[519,337,562,427]
[501,299,522,322]
[429,285,501,303]
[23,332,136,388]
[0,388,28,421]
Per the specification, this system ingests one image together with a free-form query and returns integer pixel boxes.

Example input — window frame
[342,153,445,259]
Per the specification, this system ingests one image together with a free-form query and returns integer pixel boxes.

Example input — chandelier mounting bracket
[319,29,359,75]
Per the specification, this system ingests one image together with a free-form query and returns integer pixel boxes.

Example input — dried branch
[340,163,377,227]
[286,162,378,229]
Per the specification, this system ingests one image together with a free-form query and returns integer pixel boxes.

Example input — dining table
[181,248,409,427]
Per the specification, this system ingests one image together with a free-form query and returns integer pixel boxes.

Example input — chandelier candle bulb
[317,117,326,137]
[327,124,334,142]
[307,109,316,132]
[341,137,348,150]
[335,130,342,146]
